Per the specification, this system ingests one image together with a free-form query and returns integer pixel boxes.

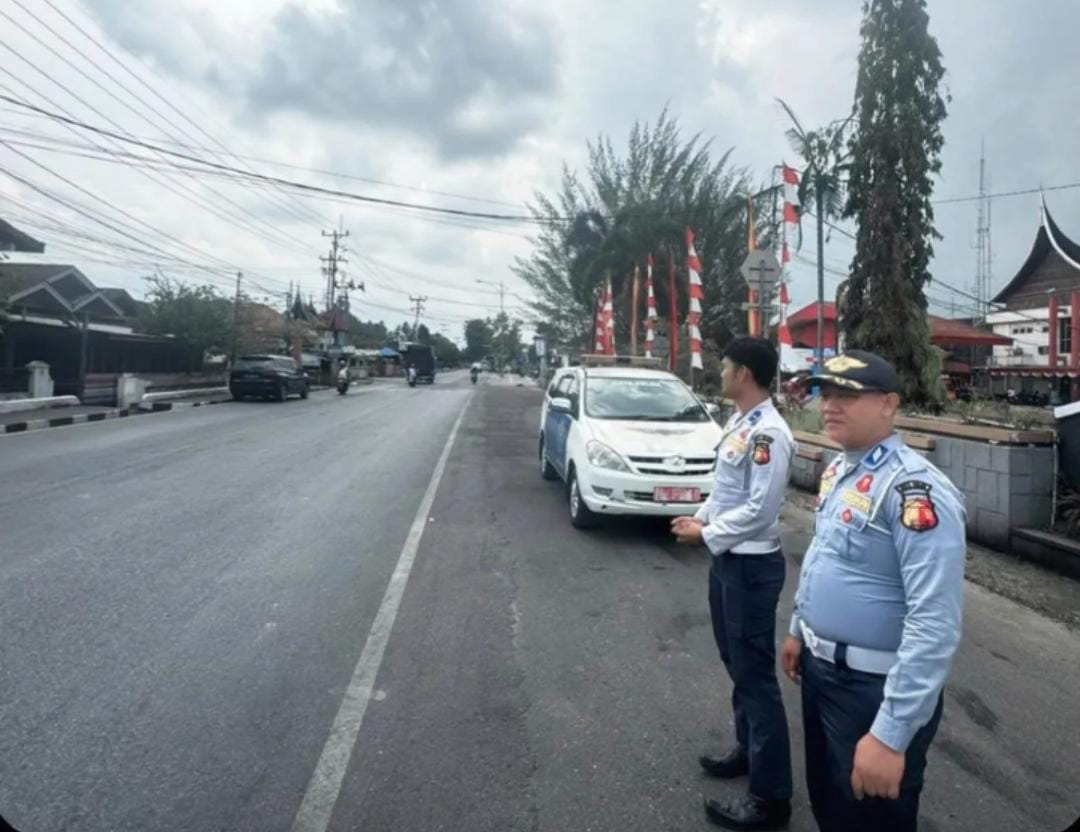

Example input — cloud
[82,0,561,160]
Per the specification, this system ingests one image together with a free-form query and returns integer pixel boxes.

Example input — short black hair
[723,336,778,389]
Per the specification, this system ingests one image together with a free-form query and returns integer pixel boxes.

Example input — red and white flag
[644,255,658,358]
[781,164,800,265]
[593,289,605,353]
[686,229,704,371]
[602,275,615,355]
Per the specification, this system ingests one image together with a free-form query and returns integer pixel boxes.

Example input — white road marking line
[290,393,472,832]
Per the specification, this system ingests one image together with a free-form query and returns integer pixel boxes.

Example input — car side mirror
[549,396,572,413]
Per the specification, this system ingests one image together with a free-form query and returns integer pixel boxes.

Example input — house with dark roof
[1,260,189,402]
[984,198,1080,401]
[0,218,45,253]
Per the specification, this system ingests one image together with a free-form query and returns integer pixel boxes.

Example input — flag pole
[630,264,640,357]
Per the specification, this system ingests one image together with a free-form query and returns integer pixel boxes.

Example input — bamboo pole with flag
[644,255,657,359]
[603,275,615,355]
[668,251,679,373]
[686,228,704,375]
[593,287,605,353]
[747,196,760,336]
[630,265,640,356]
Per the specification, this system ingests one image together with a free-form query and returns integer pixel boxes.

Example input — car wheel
[276,383,288,402]
[540,437,558,481]
[567,468,597,529]
[300,384,309,400]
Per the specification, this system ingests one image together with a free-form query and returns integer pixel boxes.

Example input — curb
[2,408,131,435]
[137,397,232,413]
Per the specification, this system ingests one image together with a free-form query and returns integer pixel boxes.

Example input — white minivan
[538,365,724,528]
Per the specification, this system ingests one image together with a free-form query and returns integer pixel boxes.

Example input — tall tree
[777,99,853,369]
[842,0,948,404]
[137,275,231,370]
[490,312,523,370]
[513,112,749,357]
[463,318,493,363]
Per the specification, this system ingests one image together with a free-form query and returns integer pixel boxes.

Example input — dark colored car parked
[230,355,309,402]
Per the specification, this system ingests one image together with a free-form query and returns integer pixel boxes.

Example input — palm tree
[776,99,854,370]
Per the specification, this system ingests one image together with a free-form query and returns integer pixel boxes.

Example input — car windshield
[584,377,709,422]
[234,357,275,370]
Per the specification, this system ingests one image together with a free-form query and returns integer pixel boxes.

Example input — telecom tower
[971,142,993,322]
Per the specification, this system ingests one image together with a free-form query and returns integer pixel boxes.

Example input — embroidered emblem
[825,355,868,372]
[865,444,889,469]
[856,474,874,493]
[752,434,774,465]
[841,508,853,523]
[816,464,839,508]
[896,480,938,532]
[748,410,763,425]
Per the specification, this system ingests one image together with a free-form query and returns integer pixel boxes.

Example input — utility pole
[321,229,350,310]
[230,270,242,365]
[409,295,428,335]
[476,278,506,314]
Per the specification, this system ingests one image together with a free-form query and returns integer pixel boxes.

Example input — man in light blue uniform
[781,351,966,832]
[673,337,794,830]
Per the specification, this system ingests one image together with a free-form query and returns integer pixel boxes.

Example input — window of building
[1039,346,1049,356]
[1060,317,1073,356]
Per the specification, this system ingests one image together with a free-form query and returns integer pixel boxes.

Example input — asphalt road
[1,375,1077,831]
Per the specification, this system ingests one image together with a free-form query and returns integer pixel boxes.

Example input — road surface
[1,374,1077,831]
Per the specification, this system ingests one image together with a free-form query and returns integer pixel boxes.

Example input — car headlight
[586,440,630,472]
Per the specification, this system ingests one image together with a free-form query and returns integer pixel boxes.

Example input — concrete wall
[927,437,1055,551]
[791,451,826,493]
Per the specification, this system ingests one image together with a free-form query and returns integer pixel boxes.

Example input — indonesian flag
[645,254,657,358]
[593,289,605,353]
[782,164,800,264]
[686,228,704,371]
[602,275,615,355]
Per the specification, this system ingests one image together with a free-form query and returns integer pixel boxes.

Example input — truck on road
[402,343,437,384]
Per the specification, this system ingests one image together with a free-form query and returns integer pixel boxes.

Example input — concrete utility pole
[321,229,349,310]
[409,295,428,334]
[229,271,242,365]
[476,279,506,315]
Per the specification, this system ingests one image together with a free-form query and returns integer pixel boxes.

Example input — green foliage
[463,318,494,363]
[429,332,462,367]
[513,110,752,353]
[137,275,231,368]
[841,0,949,406]
[348,317,389,349]
[490,312,523,369]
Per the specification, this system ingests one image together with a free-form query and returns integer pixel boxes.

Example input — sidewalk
[0,403,131,434]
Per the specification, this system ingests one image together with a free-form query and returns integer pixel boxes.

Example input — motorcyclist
[407,364,417,385]
[470,362,480,384]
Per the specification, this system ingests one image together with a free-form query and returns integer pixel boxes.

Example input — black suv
[230,355,310,402]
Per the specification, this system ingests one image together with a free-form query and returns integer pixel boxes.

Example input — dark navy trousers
[801,649,944,831]
[708,550,792,801]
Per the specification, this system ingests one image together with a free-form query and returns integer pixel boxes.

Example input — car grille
[625,491,710,504]
[627,455,715,476]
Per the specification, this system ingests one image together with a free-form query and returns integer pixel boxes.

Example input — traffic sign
[740,302,781,313]
[739,251,781,289]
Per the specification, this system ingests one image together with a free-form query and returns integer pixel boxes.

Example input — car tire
[567,468,597,529]
[276,383,288,402]
[539,437,558,481]
[300,384,309,400]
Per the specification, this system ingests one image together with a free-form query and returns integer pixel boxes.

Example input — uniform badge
[865,444,890,469]
[816,464,839,508]
[841,508,853,524]
[896,480,938,532]
[739,428,751,440]
[751,434,774,465]
[856,474,874,493]
[748,410,763,425]
[825,355,868,372]
[840,488,872,514]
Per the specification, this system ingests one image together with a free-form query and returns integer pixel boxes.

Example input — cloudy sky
[2,0,1079,343]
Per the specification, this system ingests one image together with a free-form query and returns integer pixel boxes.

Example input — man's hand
[851,733,905,800]
[670,517,704,545]
[780,635,803,684]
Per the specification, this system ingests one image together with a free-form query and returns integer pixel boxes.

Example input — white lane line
[290,393,473,832]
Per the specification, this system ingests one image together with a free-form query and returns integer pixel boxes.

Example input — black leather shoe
[704,794,791,830]
[698,748,749,778]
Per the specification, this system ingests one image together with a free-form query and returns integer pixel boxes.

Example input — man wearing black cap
[781,351,967,831]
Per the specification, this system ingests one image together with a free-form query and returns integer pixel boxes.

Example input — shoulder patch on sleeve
[751,434,774,465]
[895,479,939,532]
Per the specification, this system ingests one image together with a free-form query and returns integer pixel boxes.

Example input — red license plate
[654,486,700,503]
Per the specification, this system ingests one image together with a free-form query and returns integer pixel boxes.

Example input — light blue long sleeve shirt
[790,432,967,752]
[694,399,794,555]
